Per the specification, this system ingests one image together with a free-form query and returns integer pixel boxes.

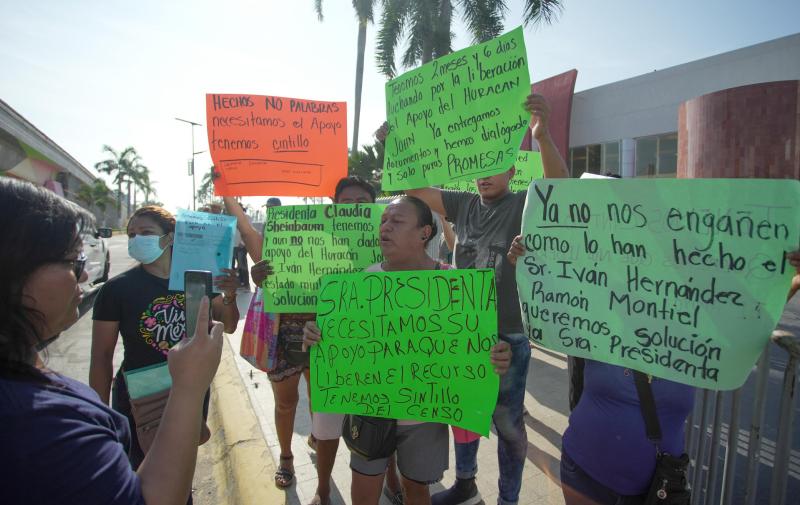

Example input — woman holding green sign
[303,196,512,505]
[508,236,800,505]
[230,176,388,492]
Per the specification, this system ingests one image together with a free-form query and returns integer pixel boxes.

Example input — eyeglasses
[62,253,87,280]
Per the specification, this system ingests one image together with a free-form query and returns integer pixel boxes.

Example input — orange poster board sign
[206,94,347,197]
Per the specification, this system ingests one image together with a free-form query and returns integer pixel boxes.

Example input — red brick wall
[520,69,578,159]
[678,81,800,179]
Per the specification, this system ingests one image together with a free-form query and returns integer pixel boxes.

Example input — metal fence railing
[686,330,799,505]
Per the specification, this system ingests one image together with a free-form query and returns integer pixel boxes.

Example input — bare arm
[211,296,239,333]
[441,218,456,253]
[406,187,448,218]
[525,94,569,179]
[223,196,263,262]
[212,268,240,333]
[89,320,119,404]
[138,298,223,505]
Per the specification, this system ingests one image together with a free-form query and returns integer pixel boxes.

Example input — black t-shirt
[441,190,526,335]
[93,266,187,372]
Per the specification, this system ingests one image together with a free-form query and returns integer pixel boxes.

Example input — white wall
[569,33,800,147]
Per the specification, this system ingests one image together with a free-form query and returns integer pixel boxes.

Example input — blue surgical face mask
[128,234,168,264]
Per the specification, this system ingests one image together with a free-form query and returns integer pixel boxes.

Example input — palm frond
[376,0,410,78]
[522,0,562,26]
[314,0,324,21]
[403,0,435,67]
[459,0,506,43]
[432,0,454,58]
[353,0,375,22]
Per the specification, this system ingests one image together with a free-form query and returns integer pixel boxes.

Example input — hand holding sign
[516,178,800,390]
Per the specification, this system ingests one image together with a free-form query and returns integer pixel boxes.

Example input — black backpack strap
[633,371,662,446]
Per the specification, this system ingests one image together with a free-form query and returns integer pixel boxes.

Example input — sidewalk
[225,289,570,505]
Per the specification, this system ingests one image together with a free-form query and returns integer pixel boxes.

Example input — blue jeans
[454,333,530,505]
[560,450,645,505]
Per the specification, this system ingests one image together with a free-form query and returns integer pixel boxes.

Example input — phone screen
[185,270,212,339]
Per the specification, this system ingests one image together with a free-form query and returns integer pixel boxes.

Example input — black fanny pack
[634,372,691,505]
[342,414,397,461]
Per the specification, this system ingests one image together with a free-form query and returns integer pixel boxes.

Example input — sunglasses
[62,253,87,280]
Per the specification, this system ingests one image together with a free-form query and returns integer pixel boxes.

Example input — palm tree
[131,165,157,209]
[94,145,147,216]
[315,0,376,155]
[196,166,216,206]
[76,179,116,224]
[376,0,563,78]
[348,140,384,188]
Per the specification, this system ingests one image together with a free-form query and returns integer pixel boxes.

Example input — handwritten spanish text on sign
[382,27,530,190]
[444,150,543,192]
[516,179,800,390]
[311,269,499,435]
[261,204,385,312]
[206,94,347,197]
[169,209,237,292]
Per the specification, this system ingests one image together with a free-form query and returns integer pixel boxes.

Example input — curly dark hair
[0,177,94,382]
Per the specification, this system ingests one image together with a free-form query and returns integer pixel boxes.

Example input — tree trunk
[116,180,122,212]
[351,20,368,155]
[126,180,132,217]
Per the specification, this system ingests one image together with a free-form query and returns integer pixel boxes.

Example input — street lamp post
[175,117,206,210]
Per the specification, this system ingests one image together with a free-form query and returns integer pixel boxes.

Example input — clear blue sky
[2,0,798,211]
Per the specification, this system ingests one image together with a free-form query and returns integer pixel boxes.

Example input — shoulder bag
[633,371,691,505]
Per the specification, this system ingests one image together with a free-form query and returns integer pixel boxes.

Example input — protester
[89,205,240,473]
[302,196,512,505]
[375,93,568,505]
[507,236,800,504]
[228,176,390,495]
[0,178,224,505]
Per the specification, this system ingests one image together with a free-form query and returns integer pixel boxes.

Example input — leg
[402,476,431,505]
[493,334,531,505]
[310,412,345,505]
[397,423,448,505]
[312,438,339,504]
[384,454,404,503]
[430,438,481,505]
[351,470,385,505]
[271,371,302,487]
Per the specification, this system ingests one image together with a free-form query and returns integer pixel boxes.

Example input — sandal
[383,485,404,505]
[274,455,295,488]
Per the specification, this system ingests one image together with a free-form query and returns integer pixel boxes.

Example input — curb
[206,336,285,505]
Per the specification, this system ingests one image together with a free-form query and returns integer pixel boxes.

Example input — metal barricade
[687,330,799,505]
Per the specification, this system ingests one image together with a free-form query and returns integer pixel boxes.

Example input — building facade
[565,33,800,178]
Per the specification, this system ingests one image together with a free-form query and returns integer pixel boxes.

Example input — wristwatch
[223,294,236,305]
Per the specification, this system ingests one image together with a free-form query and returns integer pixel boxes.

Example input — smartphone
[184,270,213,339]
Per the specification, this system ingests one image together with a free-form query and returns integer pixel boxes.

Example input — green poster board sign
[443,150,543,193]
[262,204,385,312]
[311,269,500,435]
[382,27,530,191]
[516,179,800,390]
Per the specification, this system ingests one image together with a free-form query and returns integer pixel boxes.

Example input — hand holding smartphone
[185,270,212,339]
